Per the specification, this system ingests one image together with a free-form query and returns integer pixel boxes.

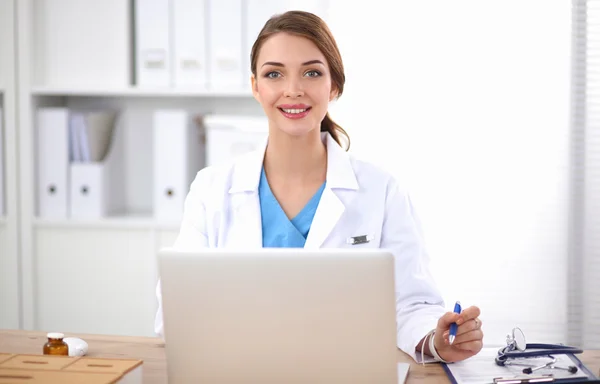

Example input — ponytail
[320,113,350,151]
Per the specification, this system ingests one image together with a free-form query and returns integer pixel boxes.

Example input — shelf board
[33,215,181,231]
[30,86,253,98]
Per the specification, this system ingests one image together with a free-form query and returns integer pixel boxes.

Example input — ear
[329,85,339,102]
[251,74,260,102]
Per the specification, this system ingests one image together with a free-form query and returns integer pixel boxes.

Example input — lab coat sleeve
[154,171,210,337]
[381,179,447,363]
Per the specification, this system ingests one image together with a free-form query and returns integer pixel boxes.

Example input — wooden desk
[1,329,599,383]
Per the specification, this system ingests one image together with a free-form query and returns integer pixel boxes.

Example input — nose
[283,77,304,98]
[284,90,304,98]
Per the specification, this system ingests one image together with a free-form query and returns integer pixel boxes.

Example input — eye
[264,71,281,79]
[305,70,322,78]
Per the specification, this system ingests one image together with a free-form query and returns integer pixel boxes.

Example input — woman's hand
[434,305,484,363]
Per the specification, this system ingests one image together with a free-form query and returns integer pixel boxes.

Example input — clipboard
[441,348,600,384]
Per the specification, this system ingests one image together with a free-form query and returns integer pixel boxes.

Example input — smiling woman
[154,10,484,365]
[250,10,349,151]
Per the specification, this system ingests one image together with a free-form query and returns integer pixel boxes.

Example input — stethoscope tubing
[496,343,583,366]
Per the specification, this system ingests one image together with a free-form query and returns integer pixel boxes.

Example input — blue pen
[448,301,462,345]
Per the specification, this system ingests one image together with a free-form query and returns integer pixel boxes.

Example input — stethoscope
[495,327,583,374]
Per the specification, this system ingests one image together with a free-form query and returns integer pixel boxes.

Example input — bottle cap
[47,332,65,339]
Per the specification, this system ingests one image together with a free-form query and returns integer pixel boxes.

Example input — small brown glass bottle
[43,332,69,356]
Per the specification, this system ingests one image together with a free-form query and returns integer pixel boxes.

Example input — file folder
[69,111,124,219]
[207,0,243,91]
[37,107,70,218]
[70,163,112,219]
[135,0,172,87]
[153,110,204,221]
[172,0,208,88]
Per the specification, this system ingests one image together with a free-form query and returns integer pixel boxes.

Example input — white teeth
[281,108,307,114]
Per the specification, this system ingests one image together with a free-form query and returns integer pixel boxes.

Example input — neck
[263,129,327,183]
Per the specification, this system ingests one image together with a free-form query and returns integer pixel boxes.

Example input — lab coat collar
[228,132,358,193]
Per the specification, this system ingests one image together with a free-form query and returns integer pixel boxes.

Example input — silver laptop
[158,248,399,384]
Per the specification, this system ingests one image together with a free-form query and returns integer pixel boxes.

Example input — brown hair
[250,10,350,151]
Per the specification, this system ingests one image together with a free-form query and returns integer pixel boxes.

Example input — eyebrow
[261,59,325,68]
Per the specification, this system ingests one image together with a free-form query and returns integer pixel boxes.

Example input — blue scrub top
[259,168,325,248]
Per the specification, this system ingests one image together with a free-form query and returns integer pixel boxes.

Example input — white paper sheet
[398,362,410,384]
[444,348,589,384]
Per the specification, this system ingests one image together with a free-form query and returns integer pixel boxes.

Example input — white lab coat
[154,132,446,362]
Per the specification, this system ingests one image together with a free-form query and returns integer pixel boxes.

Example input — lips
[278,107,311,119]
[277,104,312,119]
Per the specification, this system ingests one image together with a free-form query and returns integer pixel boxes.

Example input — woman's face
[252,32,337,138]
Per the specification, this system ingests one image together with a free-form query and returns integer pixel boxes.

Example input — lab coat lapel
[228,192,263,249]
[304,133,359,249]
[304,186,345,249]
[227,137,268,249]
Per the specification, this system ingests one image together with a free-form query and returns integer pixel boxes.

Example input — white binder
[135,0,172,87]
[32,0,131,88]
[172,0,208,88]
[70,164,112,219]
[37,108,70,218]
[69,111,124,219]
[0,108,4,216]
[207,0,243,91]
[243,0,288,87]
[203,114,269,167]
[153,110,204,221]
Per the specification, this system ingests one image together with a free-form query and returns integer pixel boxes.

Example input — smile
[281,108,307,113]
[278,107,312,119]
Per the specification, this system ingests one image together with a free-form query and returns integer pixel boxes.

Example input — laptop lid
[158,248,399,384]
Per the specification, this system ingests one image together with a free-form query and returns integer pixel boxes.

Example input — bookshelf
[5,0,331,338]
[12,0,276,337]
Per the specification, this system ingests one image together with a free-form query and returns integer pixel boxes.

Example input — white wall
[328,0,571,346]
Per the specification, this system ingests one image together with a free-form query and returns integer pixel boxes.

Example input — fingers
[451,339,483,353]
[436,305,482,331]
[437,311,461,330]
[443,318,483,337]
[443,328,484,346]
[457,306,481,325]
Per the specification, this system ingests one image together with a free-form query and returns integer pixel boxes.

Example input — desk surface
[1,329,599,383]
